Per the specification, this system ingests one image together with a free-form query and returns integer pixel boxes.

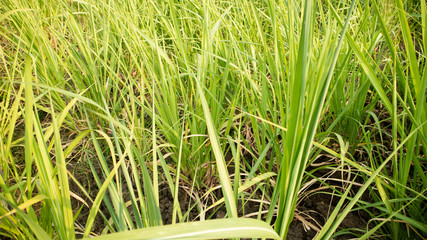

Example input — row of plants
[0,0,425,239]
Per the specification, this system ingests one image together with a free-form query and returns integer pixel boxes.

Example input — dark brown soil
[287,192,370,240]
[155,178,371,240]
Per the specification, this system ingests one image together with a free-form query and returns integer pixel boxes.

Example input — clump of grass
[0,0,425,239]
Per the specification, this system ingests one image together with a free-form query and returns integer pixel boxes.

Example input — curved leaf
[82,218,279,240]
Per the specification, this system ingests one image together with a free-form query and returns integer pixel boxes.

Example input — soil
[287,193,370,240]
[155,171,372,240]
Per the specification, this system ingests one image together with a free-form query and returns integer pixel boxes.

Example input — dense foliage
[0,0,425,239]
